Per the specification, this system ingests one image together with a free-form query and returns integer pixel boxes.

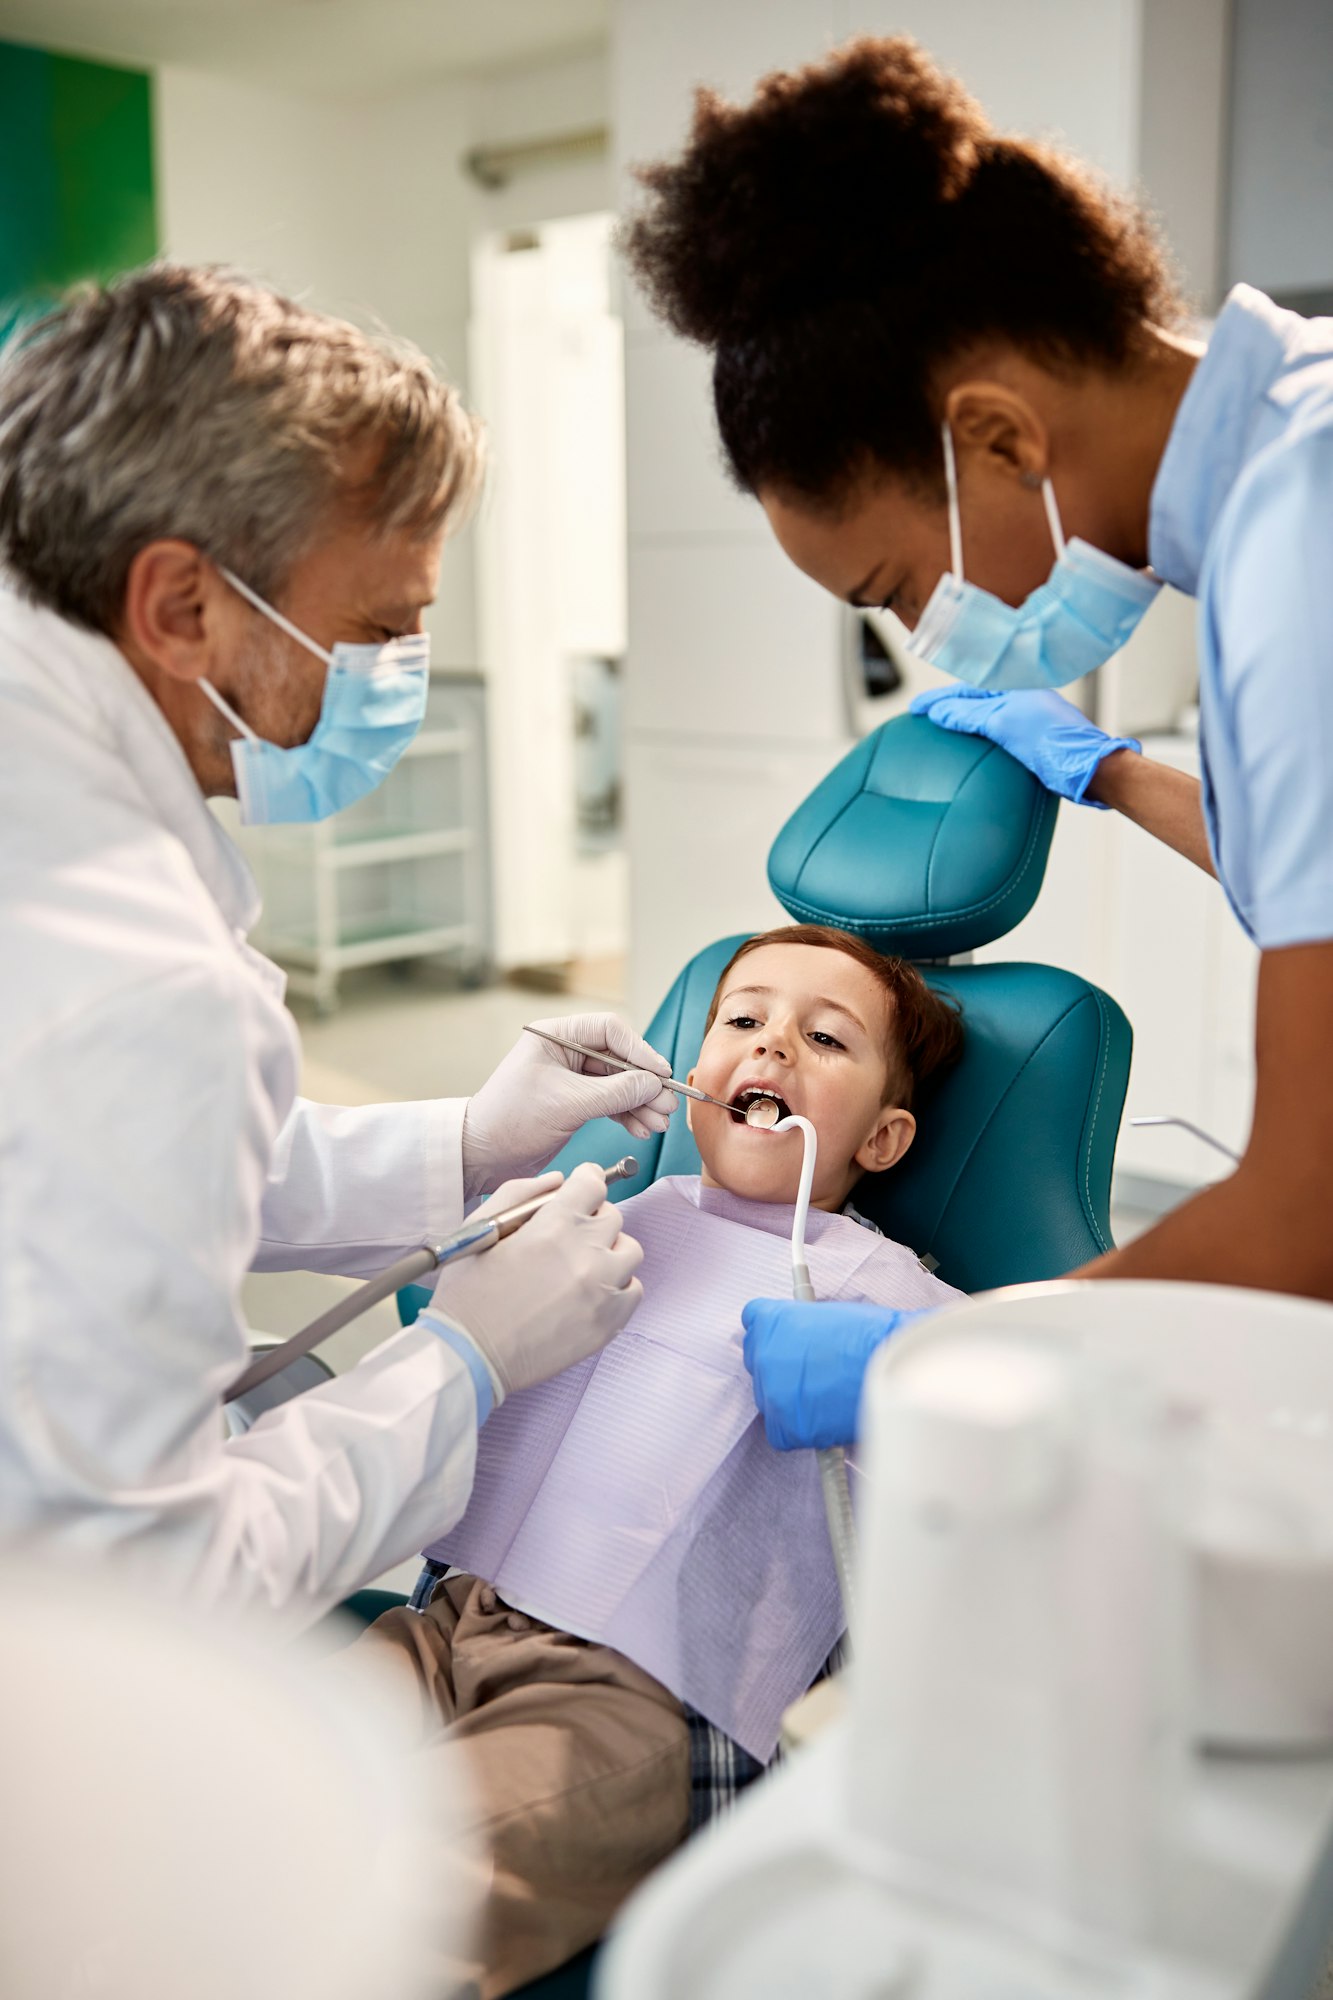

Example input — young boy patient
[362,924,964,1996]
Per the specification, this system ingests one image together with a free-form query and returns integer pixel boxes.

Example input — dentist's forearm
[1085,749,1215,875]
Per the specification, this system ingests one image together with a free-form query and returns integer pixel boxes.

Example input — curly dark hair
[622,36,1184,508]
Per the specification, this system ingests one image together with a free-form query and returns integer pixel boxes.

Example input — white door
[470,213,627,972]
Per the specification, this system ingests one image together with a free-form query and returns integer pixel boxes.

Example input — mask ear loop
[219,564,333,666]
[198,677,257,742]
[201,565,333,745]
[1040,476,1067,558]
[941,423,964,579]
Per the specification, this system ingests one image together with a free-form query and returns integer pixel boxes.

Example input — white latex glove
[461,1011,676,1201]
[422,1163,644,1403]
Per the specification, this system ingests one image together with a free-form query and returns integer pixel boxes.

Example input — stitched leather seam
[787,783,871,904]
[923,749,988,911]
[918,991,1088,1242]
[1080,988,1114,1253]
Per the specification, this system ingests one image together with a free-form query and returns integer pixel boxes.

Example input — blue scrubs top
[1150,284,1333,949]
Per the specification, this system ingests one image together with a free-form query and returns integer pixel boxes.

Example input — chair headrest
[767,714,1057,958]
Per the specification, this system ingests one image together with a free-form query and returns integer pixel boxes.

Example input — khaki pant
[355,1575,691,1999]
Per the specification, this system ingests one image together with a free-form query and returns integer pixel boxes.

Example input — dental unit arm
[225,1155,638,1405]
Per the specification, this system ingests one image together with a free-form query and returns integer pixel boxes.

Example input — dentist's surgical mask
[199,568,430,825]
[909,424,1160,690]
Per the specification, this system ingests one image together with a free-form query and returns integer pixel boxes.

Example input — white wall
[155,45,613,679]
[471,214,625,969]
[469,46,612,233]
[155,63,478,667]
[1226,0,1333,298]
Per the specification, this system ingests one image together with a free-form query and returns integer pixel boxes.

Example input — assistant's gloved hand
[462,1012,676,1201]
[910,686,1140,807]
[423,1162,644,1409]
[741,1298,926,1451]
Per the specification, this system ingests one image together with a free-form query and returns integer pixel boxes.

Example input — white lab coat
[0,587,480,1622]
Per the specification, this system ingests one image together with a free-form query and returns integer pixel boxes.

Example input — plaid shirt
[685,1708,768,1828]
[686,1640,845,1828]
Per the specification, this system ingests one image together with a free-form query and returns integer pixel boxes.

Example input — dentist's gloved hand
[910,686,1140,806]
[742,1299,926,1451]
[463,1012,676,1201]
[422,1163,644,1410]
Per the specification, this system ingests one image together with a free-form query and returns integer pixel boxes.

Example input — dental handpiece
[225,1156,639,1405]
[427,1155,640,1267]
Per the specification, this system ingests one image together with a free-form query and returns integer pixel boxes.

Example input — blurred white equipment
[598,1282,1333,2000]
[0,1558,472,2000]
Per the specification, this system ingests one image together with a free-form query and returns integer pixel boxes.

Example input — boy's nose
[751,1033,792,1064]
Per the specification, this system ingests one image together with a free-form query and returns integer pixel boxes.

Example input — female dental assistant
[623,35,1333,1450]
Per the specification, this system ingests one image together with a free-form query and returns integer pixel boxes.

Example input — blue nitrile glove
[910,686,1140,807]
[741,1299,925,1451]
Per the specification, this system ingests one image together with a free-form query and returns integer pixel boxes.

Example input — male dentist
[0,264,673,1618]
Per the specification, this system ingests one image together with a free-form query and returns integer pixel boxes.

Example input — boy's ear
[685,1067,696,1136]
[855,1105,916,1176]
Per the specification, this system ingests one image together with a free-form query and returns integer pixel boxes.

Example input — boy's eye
[809,1031,845,1050]
[725,1014,760,1030]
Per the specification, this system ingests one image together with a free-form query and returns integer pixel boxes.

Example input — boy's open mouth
[729,1086,791,1127]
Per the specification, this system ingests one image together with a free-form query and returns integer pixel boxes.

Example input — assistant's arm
[1084,434,1333,1292]
[1079,941,1333,1294]
[1083,747,1214,872]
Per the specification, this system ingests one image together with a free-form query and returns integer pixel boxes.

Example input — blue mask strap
[218,565,333,666]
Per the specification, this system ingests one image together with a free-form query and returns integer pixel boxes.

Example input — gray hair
[0,262,485,632]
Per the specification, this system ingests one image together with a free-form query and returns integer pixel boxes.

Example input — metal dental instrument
[1131,1115,1241,1164]
[522,1023,739,1115]
[225,1155,639,1405]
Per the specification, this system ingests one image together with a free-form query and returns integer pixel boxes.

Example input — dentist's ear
[855,1105,916,1175]
[120,539,234,685]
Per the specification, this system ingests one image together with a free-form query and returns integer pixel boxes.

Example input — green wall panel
[0,40,156,320]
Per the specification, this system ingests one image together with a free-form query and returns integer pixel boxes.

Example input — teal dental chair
[392,711,1133,1999]
[537,713,1128,1289]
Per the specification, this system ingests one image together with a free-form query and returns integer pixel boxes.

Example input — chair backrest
[401,715,1131,1320]
[548,714,1131,1294]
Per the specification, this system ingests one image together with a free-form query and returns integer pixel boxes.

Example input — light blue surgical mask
[199,568,430,825]
[909,424,1160,689]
